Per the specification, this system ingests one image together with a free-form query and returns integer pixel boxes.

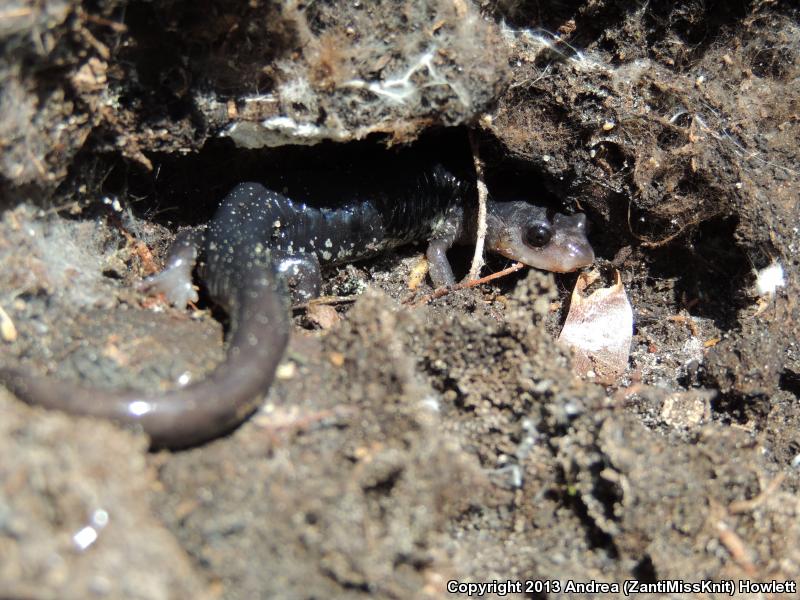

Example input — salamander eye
[524,224,552,248]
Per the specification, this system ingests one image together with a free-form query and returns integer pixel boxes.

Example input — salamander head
[486,201,594,272]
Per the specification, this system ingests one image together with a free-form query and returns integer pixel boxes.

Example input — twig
[292,295,360,311]
[468,130,488,281]
[706,499,758,576]
[0,8,33,20]
[715,518,757,576]
[728,472,786,514]
[409,262,524,306]
[77,24,110,60]
[78,9,127,32]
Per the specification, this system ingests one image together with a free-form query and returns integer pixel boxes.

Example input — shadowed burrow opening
[640,216,751,330]
[780,369,800,397]
[710,390,773,427]
[61,119,757,342]
[87,128,480,227]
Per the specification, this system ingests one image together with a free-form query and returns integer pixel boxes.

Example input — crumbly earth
[1,1,799,599]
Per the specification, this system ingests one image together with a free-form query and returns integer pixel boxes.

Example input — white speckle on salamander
[321,250,332,261]
[324,239,333,248]
[128,400,152,417]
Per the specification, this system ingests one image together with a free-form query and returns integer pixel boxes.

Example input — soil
[1,1,798,599]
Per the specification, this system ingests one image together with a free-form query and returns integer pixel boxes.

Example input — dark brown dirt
[1,1,799,599]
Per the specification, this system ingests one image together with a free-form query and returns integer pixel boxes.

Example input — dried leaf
[558,271,633,383]
[407,256,429,291]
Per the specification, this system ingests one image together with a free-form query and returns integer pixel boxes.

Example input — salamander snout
[487,203,595,273]
[544,212,595,272]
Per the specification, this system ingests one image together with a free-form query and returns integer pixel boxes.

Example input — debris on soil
[754,260,786,298]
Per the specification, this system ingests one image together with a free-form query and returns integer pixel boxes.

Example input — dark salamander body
[0,160,594,448]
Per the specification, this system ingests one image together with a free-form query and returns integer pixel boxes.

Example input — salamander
[0,159,594,448]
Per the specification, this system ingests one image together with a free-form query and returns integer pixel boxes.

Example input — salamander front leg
[426,238,457,288]
[274,252,322,304]
[138,227,205,307]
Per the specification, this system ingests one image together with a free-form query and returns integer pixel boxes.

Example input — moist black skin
[0,160,593,449]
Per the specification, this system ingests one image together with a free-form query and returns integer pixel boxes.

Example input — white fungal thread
[344,47,471,108]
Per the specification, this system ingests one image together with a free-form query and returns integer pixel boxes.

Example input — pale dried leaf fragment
[558,271,633,383]
[0,305,17,342]
[407,256,429,291]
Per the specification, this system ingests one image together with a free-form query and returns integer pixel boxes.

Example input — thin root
[467,129,488,281]
[408,262,525,306]
[715,519,757,576]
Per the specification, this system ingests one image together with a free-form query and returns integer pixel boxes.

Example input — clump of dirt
[486,0,799,429]
[211,0,509,147]
[1,0,507,196]
[405,270,798,589]
[0,1,799,599]
[0,1,125,190]
[154,289,488,598]
[0,390,210,599]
